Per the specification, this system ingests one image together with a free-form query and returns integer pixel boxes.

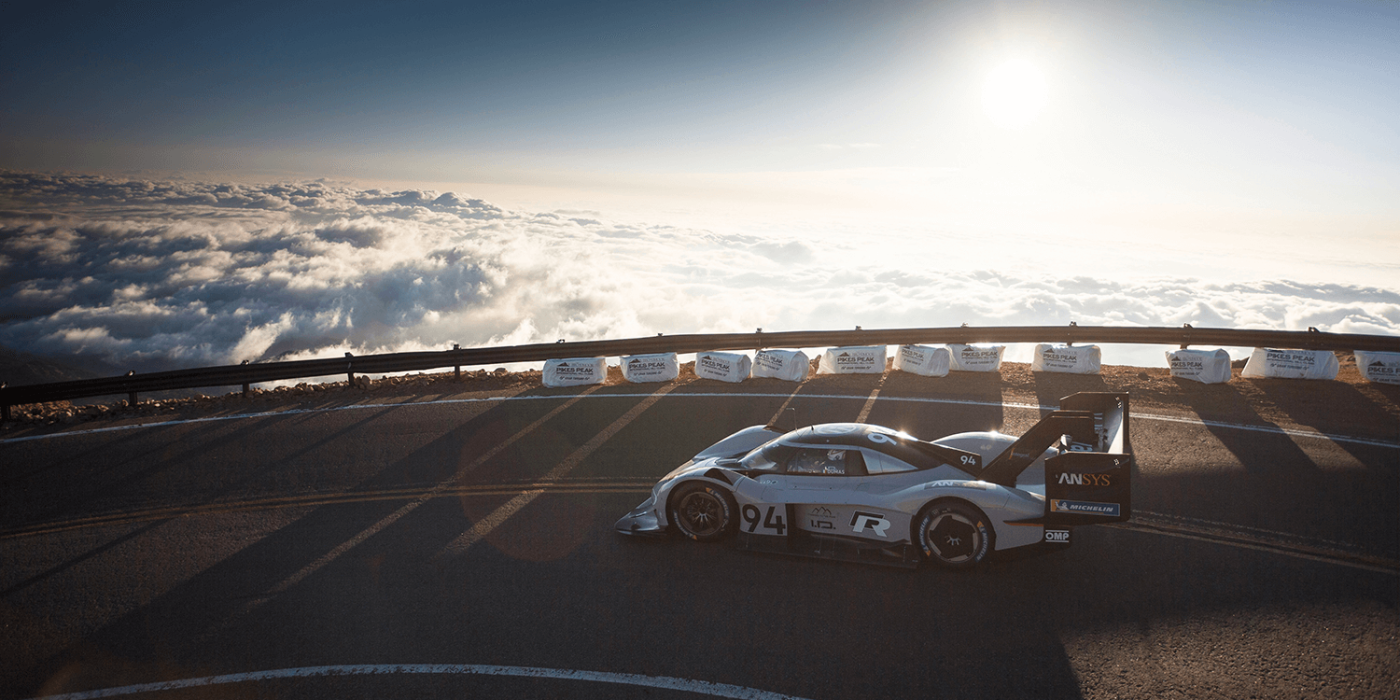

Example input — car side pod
[735,524,923,569]
[987,392,1133,527]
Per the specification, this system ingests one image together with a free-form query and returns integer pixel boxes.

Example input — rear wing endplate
[982,392,1133,525]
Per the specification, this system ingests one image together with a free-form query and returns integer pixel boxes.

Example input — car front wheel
[669,483,736,542]
[916,500,994,569]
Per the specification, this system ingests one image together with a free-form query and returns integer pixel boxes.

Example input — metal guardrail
[2,324,1398,416]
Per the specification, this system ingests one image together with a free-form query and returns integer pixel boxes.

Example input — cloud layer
[2,171,1397,376]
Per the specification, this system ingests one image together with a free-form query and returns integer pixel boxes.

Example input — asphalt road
[2,376,1397,699]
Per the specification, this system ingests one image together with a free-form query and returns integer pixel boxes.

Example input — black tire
[915,500,994,569]
[668,483,737,542]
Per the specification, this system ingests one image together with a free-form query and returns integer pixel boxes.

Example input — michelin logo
[1050,499,1121,517]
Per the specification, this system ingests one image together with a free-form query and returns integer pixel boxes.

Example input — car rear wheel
[916,500,994,569]
[669,483,736,542]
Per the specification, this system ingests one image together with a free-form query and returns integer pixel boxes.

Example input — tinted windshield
[740,441,797,471]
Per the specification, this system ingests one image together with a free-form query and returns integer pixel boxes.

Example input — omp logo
[1045,529,1070,543]
[850,511,890,537]
[1056,472,1112,486]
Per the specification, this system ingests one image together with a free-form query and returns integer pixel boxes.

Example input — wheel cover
[925,512,981,563]
[677,491,724,537]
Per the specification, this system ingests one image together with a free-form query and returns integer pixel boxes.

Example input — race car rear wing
[981,392,1132,525]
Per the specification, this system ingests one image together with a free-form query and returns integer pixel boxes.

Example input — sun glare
[981,58,1048,129]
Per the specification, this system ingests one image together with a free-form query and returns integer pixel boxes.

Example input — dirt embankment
[4,354,1397,443]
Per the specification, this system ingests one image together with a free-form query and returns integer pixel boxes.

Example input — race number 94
[741,504,787,535]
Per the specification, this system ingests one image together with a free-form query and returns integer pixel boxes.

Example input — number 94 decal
[741,504,787,535]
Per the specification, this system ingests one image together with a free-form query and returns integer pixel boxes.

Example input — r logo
[850,511,891,537]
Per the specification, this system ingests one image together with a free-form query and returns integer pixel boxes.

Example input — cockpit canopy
[739,423,978,476]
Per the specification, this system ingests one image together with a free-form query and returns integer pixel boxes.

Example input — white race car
[616,392,1132,568]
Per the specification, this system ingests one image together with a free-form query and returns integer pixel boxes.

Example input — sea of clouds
[1,170,1397,377]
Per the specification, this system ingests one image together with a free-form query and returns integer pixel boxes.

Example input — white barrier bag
[622,353,679,383]
[1032,344,1102,375]
[818,345,887,375]
[695,351,752,383]
[947,344,1005,372]
[1354,350,1400,385]
[752,349,810,382]
[1165,348,1232,384]
[893,344,950,377]
[1241,348,1339,380]
[542,357,607,387]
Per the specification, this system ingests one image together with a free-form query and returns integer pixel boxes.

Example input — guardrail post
[241,360,251,397]
[125,371,138,407]
[453,343,461,379]
[0,325,1396,413]
[1,382,8,422]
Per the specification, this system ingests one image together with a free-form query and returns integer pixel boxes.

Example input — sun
[981,58,1048,130]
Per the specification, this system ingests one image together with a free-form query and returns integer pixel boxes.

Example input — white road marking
[5,392,1395,448]
[230,386,600,618]
[1135,509,1365,553]
[854,370,889,423]
[434,382,683,560]
[1110,521,1399,577]
[23,664,814,700]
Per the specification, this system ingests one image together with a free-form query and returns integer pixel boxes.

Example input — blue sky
[1,2,1398,371]
[5,1,1396,182]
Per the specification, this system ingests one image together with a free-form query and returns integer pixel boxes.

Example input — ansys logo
[1056,472,1112,486]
